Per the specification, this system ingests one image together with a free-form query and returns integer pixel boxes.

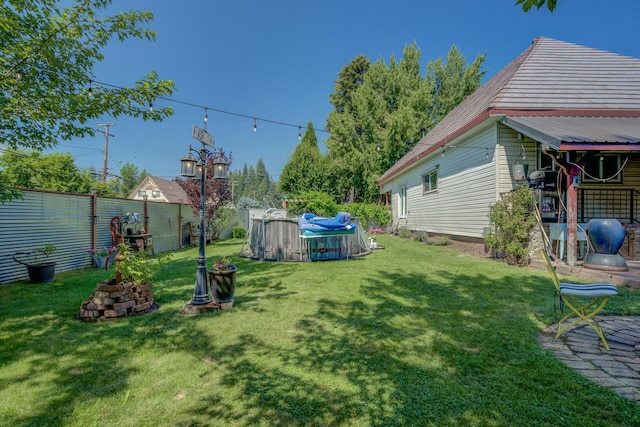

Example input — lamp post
[180,134,229,305]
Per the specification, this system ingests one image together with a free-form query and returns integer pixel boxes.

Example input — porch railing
[579,188,640,224]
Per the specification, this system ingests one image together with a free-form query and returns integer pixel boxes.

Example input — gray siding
[382,123,500,238]
[496,124,537,194]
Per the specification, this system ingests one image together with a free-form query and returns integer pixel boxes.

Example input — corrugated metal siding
[0,191,92,283]
[245,218,368,261]
[147,201,180,252]
[0,190,199,284]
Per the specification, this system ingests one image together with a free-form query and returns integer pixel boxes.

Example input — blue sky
[56,0,640,182]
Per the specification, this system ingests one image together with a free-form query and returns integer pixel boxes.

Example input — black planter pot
[208,265,237,303]
[26,262,56,284]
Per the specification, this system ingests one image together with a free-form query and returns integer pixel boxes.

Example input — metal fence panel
[0,191,92,283]
[0,190,198,284]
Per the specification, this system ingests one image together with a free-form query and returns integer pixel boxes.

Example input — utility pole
[97,122,116,182]
[231,181,237,207]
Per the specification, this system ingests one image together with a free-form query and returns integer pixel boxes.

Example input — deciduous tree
[177,152,232,239]
[1,0,175,201]
[516,0,557,12]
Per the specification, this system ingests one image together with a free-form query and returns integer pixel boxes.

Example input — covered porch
[502,115,640,268]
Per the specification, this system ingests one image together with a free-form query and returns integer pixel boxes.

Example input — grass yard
[1,234,639,426]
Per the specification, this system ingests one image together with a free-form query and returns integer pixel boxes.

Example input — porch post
[566,169,579,266]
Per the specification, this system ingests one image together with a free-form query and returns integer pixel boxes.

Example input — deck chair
[539,249,619,349]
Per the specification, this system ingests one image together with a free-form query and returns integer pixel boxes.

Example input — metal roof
[501,116,640,150]
[378,37,640,185]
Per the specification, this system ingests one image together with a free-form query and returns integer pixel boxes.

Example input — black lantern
[180,150,197,178]
[212,156,229,180]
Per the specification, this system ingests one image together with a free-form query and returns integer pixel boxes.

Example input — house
[377,37,640,265]
[128,175,189,204]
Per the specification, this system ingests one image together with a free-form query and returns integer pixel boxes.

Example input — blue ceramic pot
[584,219,628,271]
[587,218,626,254]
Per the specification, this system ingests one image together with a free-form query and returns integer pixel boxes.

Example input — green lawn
[1,234,639,426]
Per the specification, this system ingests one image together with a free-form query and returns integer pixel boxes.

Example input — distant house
[128,176,189,204]
[378,37,640,264]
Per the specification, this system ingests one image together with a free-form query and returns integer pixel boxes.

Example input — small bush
[412,231,429,243]
[398,228,412,239]
[484,185,535,265]
[343,202,392,229]
[287,191,338,217]
[428,236,450,246]
[232,227,247,239]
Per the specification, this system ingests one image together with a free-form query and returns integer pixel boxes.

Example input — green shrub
[412,231,429,243]
[428,235,450,246]
[343,202,392,230]
[287,191,338,217]
[484,185,535,266]
[398,228,412,239]
[232,227,247,239]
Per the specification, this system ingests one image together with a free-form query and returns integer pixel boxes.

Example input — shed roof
[378,37,640,185]
[501,116,640,150]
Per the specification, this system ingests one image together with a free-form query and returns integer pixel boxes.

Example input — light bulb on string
[486,148,489,159]
[298,126,302,141]
[149,102,153,112]
[88,80,93,97]
[253,118,257,132]
[441,146,445,157]
[204,108,208,129]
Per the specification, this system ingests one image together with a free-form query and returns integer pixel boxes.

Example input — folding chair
[539,249,619,349]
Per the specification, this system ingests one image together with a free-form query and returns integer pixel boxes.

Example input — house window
[137,190,147,197]
[399,185,407,218]
[151,190,160,198]
[422,169,438,194]
[582,153,622,183]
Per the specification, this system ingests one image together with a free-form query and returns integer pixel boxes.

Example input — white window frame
[399,185,407,218]
[422,169,438,194]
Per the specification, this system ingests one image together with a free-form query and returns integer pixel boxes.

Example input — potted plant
[208,257,237,303]
[89,246,111,269]
[12,244,57,283]
[78,242,170,322]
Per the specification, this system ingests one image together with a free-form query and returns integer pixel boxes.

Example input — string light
[67,76,329,135]
[441,146,445,157]
[253,118,257,132]
[486,148,489,159]
[88,80,93,97]
[16,69,22,80]
[203,108,208,130]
